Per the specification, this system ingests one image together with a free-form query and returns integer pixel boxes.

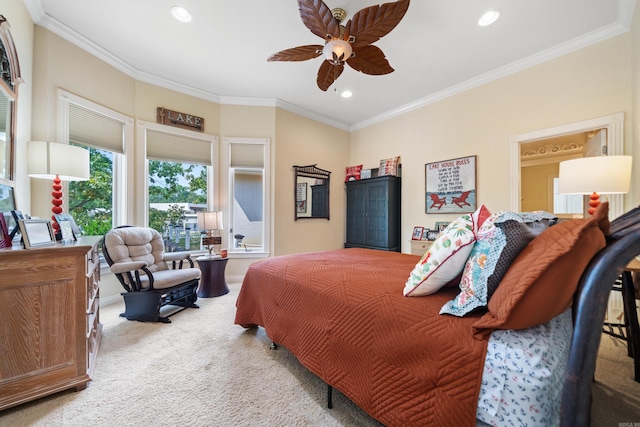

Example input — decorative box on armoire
[345,175,401,252]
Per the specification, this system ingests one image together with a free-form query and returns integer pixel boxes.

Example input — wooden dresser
[0,236,102,411]
[410,240,432,256]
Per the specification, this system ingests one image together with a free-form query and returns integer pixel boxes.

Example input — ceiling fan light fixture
[341,90,353,98]
[478,10,500,27]
[170,6,192,23]
[322,39,352,65]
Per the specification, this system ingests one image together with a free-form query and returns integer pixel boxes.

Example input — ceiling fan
[268,0,410,91]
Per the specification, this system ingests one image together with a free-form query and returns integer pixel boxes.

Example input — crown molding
[350,7,634,131]
[26,0,634,133]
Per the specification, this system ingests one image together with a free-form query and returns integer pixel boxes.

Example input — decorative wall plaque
[157,107,204,132]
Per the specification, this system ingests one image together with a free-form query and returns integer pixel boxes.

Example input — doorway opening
[509,112,625,219]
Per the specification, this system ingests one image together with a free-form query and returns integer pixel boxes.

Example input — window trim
[136,119,219,235]
[222,137,271,258]
[57,89,134,226]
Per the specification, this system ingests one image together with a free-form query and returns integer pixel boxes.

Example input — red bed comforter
[235,248,489,427]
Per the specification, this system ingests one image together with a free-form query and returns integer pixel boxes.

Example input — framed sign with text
[425,155,476,214]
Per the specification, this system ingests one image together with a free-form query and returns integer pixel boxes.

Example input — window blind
[146,129,212,166]
[69,103,124,153]
[230,144,264,168]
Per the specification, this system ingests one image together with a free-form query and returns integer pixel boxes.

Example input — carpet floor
[1,282,639,426]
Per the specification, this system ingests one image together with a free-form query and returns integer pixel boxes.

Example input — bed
[235,203,640,427]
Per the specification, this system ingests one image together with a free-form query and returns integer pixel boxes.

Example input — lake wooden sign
[157,107,204,132]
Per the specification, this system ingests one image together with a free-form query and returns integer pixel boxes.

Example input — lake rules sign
[425,155,477,214]
[157,107,204,132]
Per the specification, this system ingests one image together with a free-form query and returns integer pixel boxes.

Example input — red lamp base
[51,174,63,235]
[588,191,600,216]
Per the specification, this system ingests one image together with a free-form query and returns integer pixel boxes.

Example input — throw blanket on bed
[235,248,489,427]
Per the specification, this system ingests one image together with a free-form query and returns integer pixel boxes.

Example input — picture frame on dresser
[0,214,10,248]
[412,226,424,240]
[19,219,56,248]
[55,213,82,239]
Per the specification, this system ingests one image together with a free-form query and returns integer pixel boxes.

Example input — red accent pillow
[345,165,363,182]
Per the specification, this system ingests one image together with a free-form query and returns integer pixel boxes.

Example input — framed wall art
[18,219,56,249]
[425,155,477,214]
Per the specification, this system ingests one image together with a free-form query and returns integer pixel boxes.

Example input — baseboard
[100,294,123,307]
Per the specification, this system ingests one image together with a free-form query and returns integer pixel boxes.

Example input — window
[138,121,218,253]
[58,90,133,232]
[148,159,207,252]
[68,146,114,235]
[223,137,270,255]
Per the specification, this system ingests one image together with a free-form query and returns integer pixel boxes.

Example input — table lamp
[558,155,632,215]
[27,141,90,235]
[197,210,223,257]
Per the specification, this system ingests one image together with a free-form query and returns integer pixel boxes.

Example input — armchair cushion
[103,225,202,323]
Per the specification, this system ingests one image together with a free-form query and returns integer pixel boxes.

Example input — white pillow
[403,205,490,296]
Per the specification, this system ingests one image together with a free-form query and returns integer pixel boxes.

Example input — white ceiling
[25,0,635,131]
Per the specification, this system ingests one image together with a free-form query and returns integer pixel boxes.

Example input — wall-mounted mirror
[294,164,331,220]
[0,15,23,182]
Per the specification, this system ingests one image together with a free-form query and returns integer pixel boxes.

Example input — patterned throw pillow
[345,165,363,182]
[378,156,400,176]
[440,211,556,316]
[403,205,490,297]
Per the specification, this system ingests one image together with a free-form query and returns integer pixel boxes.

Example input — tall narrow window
[224,137,270,255]
[62,91,132,234]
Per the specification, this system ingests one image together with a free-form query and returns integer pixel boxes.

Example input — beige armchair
[103,226,201,323]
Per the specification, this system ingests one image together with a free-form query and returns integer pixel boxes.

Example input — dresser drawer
[410,240,433,256]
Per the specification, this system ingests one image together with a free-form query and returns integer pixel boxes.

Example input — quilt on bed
[235,248,489,427]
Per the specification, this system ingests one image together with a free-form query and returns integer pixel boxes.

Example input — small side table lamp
[558,155,632,215]
[197,210,223,257]
[27,141,90,236]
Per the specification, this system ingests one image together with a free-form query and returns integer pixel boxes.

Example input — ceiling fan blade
[347,45,394,75]
[317,60,344,91]
[298,0,341,41]
[268,45,323,62]
[344,0,410,48]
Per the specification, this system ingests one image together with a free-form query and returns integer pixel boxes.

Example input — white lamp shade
[558,155,632,195]
[323,39,352,63]
[197,210,223,231]
[28,141,90,181]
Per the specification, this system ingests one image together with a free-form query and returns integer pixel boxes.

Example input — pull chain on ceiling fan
[267,0,410,91]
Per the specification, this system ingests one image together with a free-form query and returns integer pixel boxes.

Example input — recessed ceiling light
[478,10,499,27]
[341,90,353,98]
[171,6,192,23]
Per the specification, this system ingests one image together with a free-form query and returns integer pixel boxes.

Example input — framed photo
[426,230,439,241]
[18,219,56,249]
[55,213,82,239]
[435,221,450,232]
[58,219,75,242]
[421,228,430,240]
[412,226,424,240]
[425,155,477,214]
[0,182,18,239]
[0,213,10,248]
[296,200,307,213]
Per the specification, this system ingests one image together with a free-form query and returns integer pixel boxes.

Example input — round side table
[196,256,229,297]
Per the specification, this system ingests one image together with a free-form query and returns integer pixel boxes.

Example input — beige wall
[6,3,640,301]
[521,163,559,212]
[274,108,349,255]
[351,30,636,253]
